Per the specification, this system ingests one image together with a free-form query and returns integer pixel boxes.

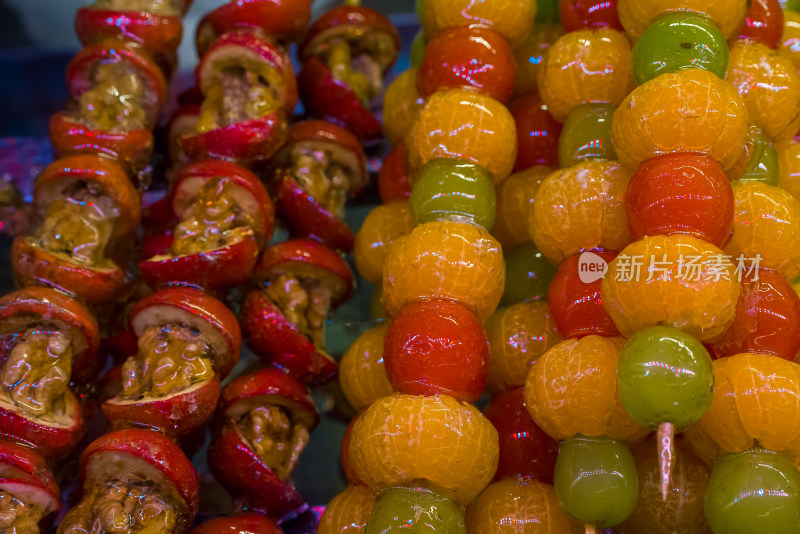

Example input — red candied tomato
[75,7,183,57]
[0,287,99,458]
[560,0,624,32]
[510,93,563,171]
[378,143,411,203]
[12,154,140,304]
[182,31,294,164]
[208,368,319,520]
[58,429,199,533]
[737,0,784,49]
[272,120,367,252]
[708,266,800,360]
[140,160,274,290]
[418,25,516,103]
[626,153,734,248]
[298,6,400,141]
[66,38,167,129]
[102,287,241,437]
[0,440,61,532]
[49,111,153,184]
[190,515,284,534]
[383,299,490,403]
[484,387,559,484]
[242,239,354,387]
[195,0,313,55]
[548,249,622,339]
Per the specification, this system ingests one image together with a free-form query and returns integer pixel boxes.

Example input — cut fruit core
[170,177,255,256]
[0,489,46,534]
[92,0,181,16]
[121,324,214,401]
[71,62,149,132]
[289,147,350,219]
[196,64,281,133]
[234,404,310,480]
[265,272,333,351]
[321,30,395,105]
[0,328,73,423]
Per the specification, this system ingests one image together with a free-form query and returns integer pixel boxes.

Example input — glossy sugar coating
[601,234,741,341]
[492,167,549,252]
[531,160,632,264]
[780,10,800,70]
[318,485,375,534]
[485,301,562,392]
[422,0,536,48]
[560,0,624,32]
[726,40,800,143]
[366,486,465,534]
[705,448,800,534]
[354,202,415,285]
[465,479,582,534]
[617,434,712,534]
[537,28,635,122]
[348,393,499,505]
[511,94,562,171]
[382,219,505,323]
[558,103,618,168]
[778,138,800,202]
[502,242,558,305]
[406,88,517,185]
[512,24,564,97]
[699,354,800,454]
[611,68,748,172]
[738,0,786,49]
[339,324,394,412]
[617,0,749,40]
[734,128,780,186]
[524,336,646,441]
[724,181,800,281]
[383,69,424,147]
[617,326,715,429]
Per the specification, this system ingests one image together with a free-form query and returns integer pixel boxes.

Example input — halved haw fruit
[272,120,367,252]
[181,31,294,164]
[57,428,199,534]
[0,287,100,458]
[242,239,353,387]
[12,154,140,304]
[298,5,400,140]
[208,368,319,520]
[0,439,62,533]
[140,160,274,290]
[102,287,241,437]
[189,514,283,534]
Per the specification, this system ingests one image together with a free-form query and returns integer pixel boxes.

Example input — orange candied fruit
[422,0,537,48]
[617,0,749,40]
[492,166,550,252]
[354,201,415,285]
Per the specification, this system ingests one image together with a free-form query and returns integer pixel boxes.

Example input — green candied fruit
[737,128,780,186]
[536,0,560,24]
[502,242,557,305]
[410,159,496,230]
[366,486,466,534]
[411,30,426,69]
[706,448,800,534]
[617,325,714,429]
[554,435,638,529]
[558,103,617,168]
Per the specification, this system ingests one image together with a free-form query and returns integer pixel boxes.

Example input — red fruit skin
[49,111,153,176]
[140,232,260,291]
[484,387,559,484]
[548,250,622,339]
[737,0,784,49]
[208,423,305,520]
[0,440,61,530]
[626,153,735,249]
[142,197,178,237]
[383,300,490,403]
[559,0,624,32]
[708,267,800,360]
[102,375,220,438]
[418,25,516,103]
[378,144,411,203]
[0,390,85,459]
[75,8,183,56]
[298,57,382,142]
[189,515,284,534]
[276,174,355,252]
[180,111,288,165]
[81,428,200,517]
[11,237,128,306]
[241,290,338,388]
[0,286,100,382]
[140,233,174,260]
[510,94,563,171]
